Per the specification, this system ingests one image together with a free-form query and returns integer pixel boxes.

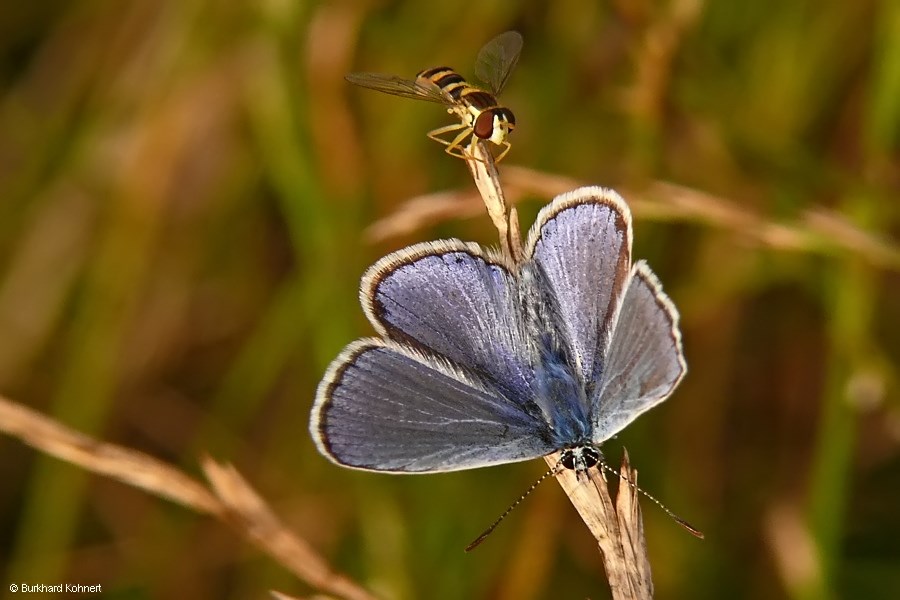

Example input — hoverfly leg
[426,122,469,146]
[445,128,476,160]
[427,123,481,162]
[455,143,490,164]
[493,140,512,163]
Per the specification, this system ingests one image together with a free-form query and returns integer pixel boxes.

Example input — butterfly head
[559,445,602,475]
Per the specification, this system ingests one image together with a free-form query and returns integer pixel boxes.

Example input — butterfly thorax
[533,338,592,449]
[517,261,593,449]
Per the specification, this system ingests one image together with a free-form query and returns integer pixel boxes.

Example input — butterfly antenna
[598,461,704,539]
[465,462,563,552]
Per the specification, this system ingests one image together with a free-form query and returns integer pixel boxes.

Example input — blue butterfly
[310,186,686,476]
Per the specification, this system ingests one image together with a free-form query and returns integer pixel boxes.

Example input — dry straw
[366,166,900,273]
[0,395,378,600]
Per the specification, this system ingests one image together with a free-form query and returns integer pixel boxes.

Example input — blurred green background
[1,0,898,598]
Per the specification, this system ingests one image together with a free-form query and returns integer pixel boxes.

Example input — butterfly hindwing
[590,261,687,443]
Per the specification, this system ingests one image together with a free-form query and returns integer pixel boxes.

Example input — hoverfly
[346,31,523,162]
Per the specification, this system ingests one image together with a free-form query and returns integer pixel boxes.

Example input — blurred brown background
[0,0,898,598]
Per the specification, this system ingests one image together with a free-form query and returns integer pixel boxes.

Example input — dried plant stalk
[0,395,379,600]
[0,395,222,514]
[544,451,653,600]
[466,141,523,262]
[202,458,379,600]
[366,165,900,271]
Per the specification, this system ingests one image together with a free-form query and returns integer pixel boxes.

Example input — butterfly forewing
[361,241,536,402]
[525,187,633,391]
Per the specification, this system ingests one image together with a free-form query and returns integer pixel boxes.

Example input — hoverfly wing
[345,72,446,104]
[474,31,523,97]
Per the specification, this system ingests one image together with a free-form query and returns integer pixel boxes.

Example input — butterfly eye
[560,447,601,471]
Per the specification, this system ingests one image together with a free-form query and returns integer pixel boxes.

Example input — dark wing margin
[310,339,555,473]
[474,31,523,96]
[590,261,687,443]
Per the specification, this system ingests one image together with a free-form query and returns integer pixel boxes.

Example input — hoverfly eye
[473,111,495,139]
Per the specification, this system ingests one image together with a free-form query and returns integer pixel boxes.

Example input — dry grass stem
[363,189,484,243]
[765,503,822,598]
[365,165,900,270]
[269,593,302,600]
[0,395,221,514]
[0,395,378,600]
[544,451,653,600]
[202,458,380,600]
[465,141,522,262]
